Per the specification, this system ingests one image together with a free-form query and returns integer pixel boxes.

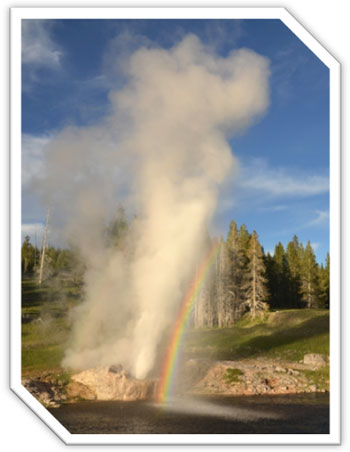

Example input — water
[49,393,329,434]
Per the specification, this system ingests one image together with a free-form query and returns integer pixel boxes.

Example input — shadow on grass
[22,280,44,308]
[22,279,82,308]
[217,314,329,360]
[186,314,329,362]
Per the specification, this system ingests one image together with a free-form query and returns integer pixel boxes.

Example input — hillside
[184,309,329,362]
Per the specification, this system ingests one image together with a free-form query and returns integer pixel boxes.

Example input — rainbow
[156,241,220,404]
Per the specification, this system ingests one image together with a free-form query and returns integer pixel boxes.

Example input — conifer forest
[21,209,330,329]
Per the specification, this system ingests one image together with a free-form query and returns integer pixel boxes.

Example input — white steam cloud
[37,35,270,379]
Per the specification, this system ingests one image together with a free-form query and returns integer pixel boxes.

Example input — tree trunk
[38,207,50,285]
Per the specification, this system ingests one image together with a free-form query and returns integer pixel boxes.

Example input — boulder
[71,366,156,401]
[303,354,328,368]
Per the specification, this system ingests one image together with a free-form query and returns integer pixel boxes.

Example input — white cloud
[22,20,62,68]
[238,158,329,198]
[305,210,329,227]
[216,158,329,215]
[22,134,52,186]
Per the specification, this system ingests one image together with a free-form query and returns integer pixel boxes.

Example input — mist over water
[154,397,280,421]
[37,35,270,378]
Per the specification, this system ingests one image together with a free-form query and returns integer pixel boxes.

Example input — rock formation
[70,365,156,401]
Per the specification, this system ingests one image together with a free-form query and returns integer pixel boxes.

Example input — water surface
[49,393,329,434]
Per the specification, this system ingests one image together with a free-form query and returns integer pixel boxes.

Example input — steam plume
[38,35,270,378]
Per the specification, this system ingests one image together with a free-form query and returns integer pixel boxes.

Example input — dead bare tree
[38,207,50,285]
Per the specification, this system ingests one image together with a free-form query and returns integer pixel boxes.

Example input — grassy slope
[22,278,329,380]
[21,279,80,376]
[183,309,329,362]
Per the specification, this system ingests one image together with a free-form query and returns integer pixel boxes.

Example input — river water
[49,393,329,434]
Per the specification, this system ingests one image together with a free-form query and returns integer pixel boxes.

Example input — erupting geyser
[37,35,270,379]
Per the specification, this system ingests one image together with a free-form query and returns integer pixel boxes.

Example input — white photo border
[10,6,341,445]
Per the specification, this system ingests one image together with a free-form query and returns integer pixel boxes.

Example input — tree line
[21,235,84,286]
[193,221,329,328]
[22,210,329,325]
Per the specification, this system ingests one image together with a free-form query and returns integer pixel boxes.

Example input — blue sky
[21,19,329,263]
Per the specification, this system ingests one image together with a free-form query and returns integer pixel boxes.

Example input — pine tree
[194,234,217,328]
[300,241,319,308]
[238,224,251,255]
[215,236,231,327]
[21,235,36,274]
[318,253,330,309]
[237,224,251,309]
[286,235,303,308]
[273,242,292,308]
[226,221,247,323]
[264,252,277,308]
[244,231,269,318]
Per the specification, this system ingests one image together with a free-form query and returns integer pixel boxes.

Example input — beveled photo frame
[10,6,341,446]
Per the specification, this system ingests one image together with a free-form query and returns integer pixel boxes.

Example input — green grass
[223,368,243,384]
[184,309,329,362]
[21,278,81,375]
[22,344,66,373]
[300,366,330,391]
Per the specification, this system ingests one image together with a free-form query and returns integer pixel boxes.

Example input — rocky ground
[179,353,329,397]
[22,353,328,408]
[22,376,68,408]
